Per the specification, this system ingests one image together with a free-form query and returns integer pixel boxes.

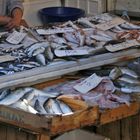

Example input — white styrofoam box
[23,0,61,26]
[65,0,107,16]
[54,129,110,140]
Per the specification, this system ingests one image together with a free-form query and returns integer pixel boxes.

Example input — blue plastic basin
[39,7,85,24]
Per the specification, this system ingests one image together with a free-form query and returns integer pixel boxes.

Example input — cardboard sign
[6,31,27,45]
[73,73,103,94]
[54,50,89,57]
[96,17,125,31]
[105,40,140,52]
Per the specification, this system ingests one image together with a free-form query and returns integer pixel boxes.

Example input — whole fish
[44,46,54,61]
[120,85,140,93]
[35,54,46,66]
[34,99,48,114]
[0,89,10,101]
[44,99,62,114]
[109,67,122,80]
[0,87,33,105]
[117,75,140,85]
[120,67,138,79]
[57,100,73,114]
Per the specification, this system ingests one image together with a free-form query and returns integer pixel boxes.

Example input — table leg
[37,134,51,140]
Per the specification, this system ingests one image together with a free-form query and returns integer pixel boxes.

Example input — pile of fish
[0,13,140,76]
[0,87,73,115]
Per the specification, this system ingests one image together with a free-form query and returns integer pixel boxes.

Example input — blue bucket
[39,6,85,24]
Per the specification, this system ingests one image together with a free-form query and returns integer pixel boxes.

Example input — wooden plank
[120,117,132,140]
[99,102,140,125]
[0,124,7,140]
[0,55,15,63]
[0,48,140,89]
[0,105,51,134]
[37,134,51,140]
[50,107,99,135]
[97,120,121,140]
[6,127,16,140]
[16,130,28,140]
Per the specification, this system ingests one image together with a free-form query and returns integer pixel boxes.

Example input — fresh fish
[44,47,54,61]
[27,42,49,57]
[109,67,122,80]
[120,22,140,30]
[77,18,96,28]
[120,85,140,93]
[35,54,46,66]
[0,89,10,101]
[57,100,73,114]
[11,99,38,114]
[117,75,140,85]
[50,42,68,50]
[32,47,45,56]
[120,67,138,79]
[44,99,62,114]
[0,87,33,105]
[34,99,47,114]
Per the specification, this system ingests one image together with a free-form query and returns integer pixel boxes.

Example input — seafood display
[0,13,139,77]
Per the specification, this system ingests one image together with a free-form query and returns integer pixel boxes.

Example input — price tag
[96,17,125,31]
[73,73,103,94]
[6,31,27,45]
[105,40,140,52]
[54,50,89,57]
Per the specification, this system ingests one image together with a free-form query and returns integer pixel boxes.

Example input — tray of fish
[0,64,139,134]
[0,13,140,89]
[0,85,98,135]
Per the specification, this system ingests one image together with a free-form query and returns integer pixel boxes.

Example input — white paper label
[73,73,103,94]
[105,40,140,52]
[6,31,27,45]
[96,17,125,31]
[54,50,89,57]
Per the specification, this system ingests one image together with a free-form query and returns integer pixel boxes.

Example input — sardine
[32,47,45,56]
[120,85,140,93]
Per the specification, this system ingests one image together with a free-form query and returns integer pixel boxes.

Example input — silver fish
[32,47,45,56]
[35,54,46,66]
[57,100,73,114]
[44,99,62,114]
[34,99,47,114]
[44,47,54,61]
[0,89,10,101]
[109,67,122,80]
[120,85,140,93]
[117,75,140,85]
[0,87,33,105]
[120,67,138,79]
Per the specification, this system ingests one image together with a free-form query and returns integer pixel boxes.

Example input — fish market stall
[0,13,140,140]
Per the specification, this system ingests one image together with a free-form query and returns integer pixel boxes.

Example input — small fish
[0,89,10,101]
[120,85,140,94]
[44,99,62,114]
[32,47,45,56]
[117,75,140,85]
[44,47,54,61]
[120,67,138,79]
[34,99,48,114]
[35,54,46,66]
[109,67,122,80]
[0,87,33,105]
[57,100,73,114]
